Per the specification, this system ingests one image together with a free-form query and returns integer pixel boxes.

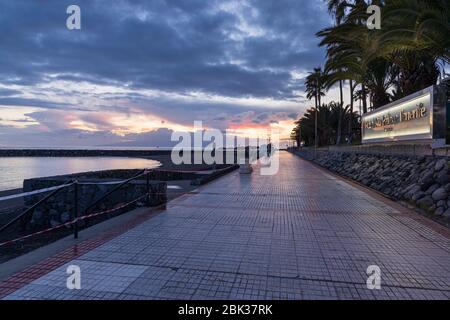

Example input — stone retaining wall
[293,148,450,220]
[294,143,450,158]
[23,177,166,230]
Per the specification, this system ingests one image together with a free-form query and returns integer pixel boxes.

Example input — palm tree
[353,87,364,115]
[318,1,397,111]
[381,0,449,64]
[295,0,448,148]
[305,67,326,152]
[348,79,355,141]
[325,0,353,145]
[326,0,351,25]
[379,0,448,97]
[317,10,371,112]
[290,127,301,148]
[365,57,396,108]
[292,102,359,147]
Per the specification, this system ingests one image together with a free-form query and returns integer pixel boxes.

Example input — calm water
[0,157,161,191]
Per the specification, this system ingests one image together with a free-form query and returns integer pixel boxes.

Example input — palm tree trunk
[348,80,355,144]
[336,80,343,145]
[362,84,367,114]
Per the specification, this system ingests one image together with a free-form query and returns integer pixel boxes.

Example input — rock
[412,191,426,201]
[420,170,433,182]
[419,172,435,190]
[31,210,43,222]
[416,196,434,210]
[425,184,440,195]
[435,206,445,216]
[404,184,421,198]
[49,209,58,218]
[60,212,70,223]
[427,204,437,214]
[432,188,448,201]
[443,208,450,218]
[434,158,447,172]
[437,200,446,208]
[436,172,449,185]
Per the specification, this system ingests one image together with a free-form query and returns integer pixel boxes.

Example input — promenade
[1,151,449,300]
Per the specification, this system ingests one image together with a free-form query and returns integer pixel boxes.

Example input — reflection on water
[0,157,161,191]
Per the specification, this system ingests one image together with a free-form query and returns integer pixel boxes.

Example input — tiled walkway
[2,151,450,299]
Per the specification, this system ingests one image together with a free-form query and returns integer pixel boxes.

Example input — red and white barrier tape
[0,193,150,248]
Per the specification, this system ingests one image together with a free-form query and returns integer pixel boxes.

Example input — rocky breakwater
[308,152,450,220]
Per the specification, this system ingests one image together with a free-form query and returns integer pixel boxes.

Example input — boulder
[31,210,44,222]
[419,170,433,182]
[49,209,58,218]
[434,158,447,172]
[416,196,434,210]
[419,172,435,190]
[432,188,448,201]
[425,184,440,195]
[403,184,421,198]
[437,200,446,208]
[436,172,449,185]
[435,206,445,216]
[412,191,426,201]
[60,212,70,223]
[442,208,450,218]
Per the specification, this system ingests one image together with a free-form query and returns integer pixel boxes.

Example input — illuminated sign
[362,91,433,143]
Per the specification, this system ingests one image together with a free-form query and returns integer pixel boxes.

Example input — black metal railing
[0,180,75,234]
[0,169,156,240]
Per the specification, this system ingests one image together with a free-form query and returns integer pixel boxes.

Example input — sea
[0,156,161,192]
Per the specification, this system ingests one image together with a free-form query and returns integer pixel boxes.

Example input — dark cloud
[0,0,329,147]
[0,125,175,148]
[0,97,80,110]
[0,88,21,97]
[0,0,328,98]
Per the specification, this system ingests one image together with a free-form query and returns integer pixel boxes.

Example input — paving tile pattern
[3,152,450,300]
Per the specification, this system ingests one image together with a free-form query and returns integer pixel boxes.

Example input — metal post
[212,142,217,171]
[73,181,79,239]
[314,105,318,160]
[146,170,150,207]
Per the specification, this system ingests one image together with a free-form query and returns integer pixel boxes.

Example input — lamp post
[314,101,318,159]
[299,126,301,149]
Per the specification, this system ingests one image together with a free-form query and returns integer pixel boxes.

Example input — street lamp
[314,100,318,159]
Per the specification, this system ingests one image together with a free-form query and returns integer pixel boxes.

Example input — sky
[0,0,338,148]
